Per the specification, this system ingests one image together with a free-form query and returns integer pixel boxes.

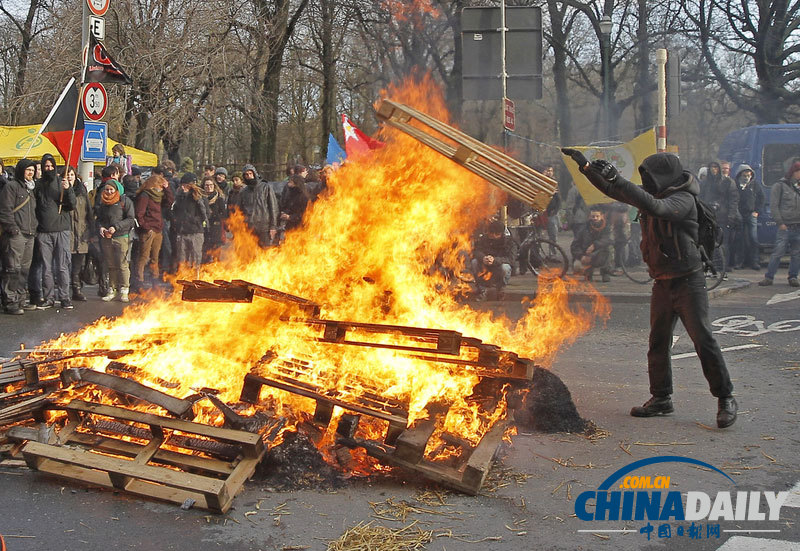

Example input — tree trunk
[547,0,572,147]
[319,0,336,161]
[9,0,40,125]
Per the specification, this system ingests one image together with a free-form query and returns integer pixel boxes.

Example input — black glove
[561,148,589,168]
[590,159,619,183]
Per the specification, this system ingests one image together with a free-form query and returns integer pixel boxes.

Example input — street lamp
[599,14,612,141]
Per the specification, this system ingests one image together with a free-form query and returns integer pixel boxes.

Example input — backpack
[695,197,722,265]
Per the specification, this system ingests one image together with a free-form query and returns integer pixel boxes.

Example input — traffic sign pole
[78,0,93,186]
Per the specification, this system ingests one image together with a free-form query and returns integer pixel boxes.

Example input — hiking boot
[61,299,74,310]
[119,287,130,303]
[717,397,738,428]
[102,289,118,302]
[630,396,674,417]
[789,278,800,288]
[72,287,87,301]
[757,277,773,286]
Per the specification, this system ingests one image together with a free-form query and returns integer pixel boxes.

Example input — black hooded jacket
[0,159,38,236]
[582,153,703,279]
[700,162,739,225]
[34,153,75,232]
[238,164,278,232]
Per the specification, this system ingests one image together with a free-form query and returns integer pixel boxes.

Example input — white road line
[767,290,800,305]
[716,535,798,550]
[785,480,800,508]
[672,343,762,360]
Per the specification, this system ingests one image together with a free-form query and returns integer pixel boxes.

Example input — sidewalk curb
[486,278,753,305]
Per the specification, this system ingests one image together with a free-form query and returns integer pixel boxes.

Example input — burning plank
[20,400,268,513]
[376,100,558,210]
[178,279,321,317]
[60,368,195,420]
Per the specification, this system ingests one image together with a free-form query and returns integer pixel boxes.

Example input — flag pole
[59,41,90,214]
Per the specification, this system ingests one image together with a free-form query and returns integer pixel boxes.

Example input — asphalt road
[1,281,798,551]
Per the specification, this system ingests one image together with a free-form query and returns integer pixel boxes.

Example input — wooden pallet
[20,400,267,513]
[376,100,557,210]
[178,279,321,317]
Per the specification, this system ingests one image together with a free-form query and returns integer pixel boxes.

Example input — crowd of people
[0,150,328,315]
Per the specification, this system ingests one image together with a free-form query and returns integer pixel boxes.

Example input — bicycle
[620,238,727,291]
[513,212,569,280]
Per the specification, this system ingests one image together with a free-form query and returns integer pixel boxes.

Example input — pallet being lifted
[18,400,269,513]
[376,100,558,210]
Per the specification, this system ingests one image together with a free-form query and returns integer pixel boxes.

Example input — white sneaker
[119,287,129,303]
[102,289,117,302]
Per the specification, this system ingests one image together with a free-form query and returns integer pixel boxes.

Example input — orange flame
[45,76,609,463]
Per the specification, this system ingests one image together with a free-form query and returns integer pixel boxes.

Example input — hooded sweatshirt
[0,159,38,236]
[35,153,75,233]
[582,153,703,279]
[735,164,764,216]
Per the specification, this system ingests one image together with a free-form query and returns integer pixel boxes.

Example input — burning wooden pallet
[16,400,267,513]
[376,99,558,210]
[178,279,321,317]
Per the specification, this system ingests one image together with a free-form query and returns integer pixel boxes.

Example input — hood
[242,164,260,184]
[40,153,57,181]
[14,158,36,182]
[735,164,754,182]
[181,157,194,173]
[638,153,698,197]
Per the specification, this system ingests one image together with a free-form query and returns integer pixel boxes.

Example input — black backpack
[695,198,722,266]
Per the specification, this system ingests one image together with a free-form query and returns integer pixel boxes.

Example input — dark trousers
[71,252,85,291]
[1,233,35,309]
[37,230,72,302]
[647,270,733,399]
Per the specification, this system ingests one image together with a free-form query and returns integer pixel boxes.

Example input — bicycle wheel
[526,239,568,279]
[620,237,652,284]
[705,244,726,291]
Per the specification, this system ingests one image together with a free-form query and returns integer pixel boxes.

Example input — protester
[278,171,312,239]
[238,164,278,247]
[156,161,178,275]
[214,167,230,195]
[0,159,37,315]
[733,164,764,271]
[66,166,93,302]
[570,205,613,282]
[758,161,800,287]
[543,165,561,245]
[563,183,589,271]
[700,161,739,266]
[563,148,737,428]
[33,154,75,309]
[95,181,136,302]
[201,175,226,263]
[226,171,245,220]
[471,220,514,301]
[171,172,208,270]
[203,165,215,180]
[134,173,173,289]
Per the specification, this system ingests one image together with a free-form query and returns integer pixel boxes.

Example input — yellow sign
[561,128,657,205]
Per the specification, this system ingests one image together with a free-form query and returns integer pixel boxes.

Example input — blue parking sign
[81,121,107,162]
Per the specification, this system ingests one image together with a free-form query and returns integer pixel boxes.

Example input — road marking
[712,315,800,336]
[785,480,800,508]
[767,289,800,305]
[716,535,798,550]
[672,343,762,360]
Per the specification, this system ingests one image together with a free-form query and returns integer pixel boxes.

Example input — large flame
[44,76,608,460]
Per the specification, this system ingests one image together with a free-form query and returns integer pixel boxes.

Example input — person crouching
[96,182,136,302]
[570,206,613,282]
[471,220,514,300]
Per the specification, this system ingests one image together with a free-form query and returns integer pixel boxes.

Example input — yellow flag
[561,128,656,205]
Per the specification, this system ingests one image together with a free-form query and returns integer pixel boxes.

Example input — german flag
[41,78,85,168]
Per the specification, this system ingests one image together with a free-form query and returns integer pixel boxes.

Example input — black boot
[72,286,87,301]
[98,274,110,297]
[717,397,737,428]
[631,396,674,417]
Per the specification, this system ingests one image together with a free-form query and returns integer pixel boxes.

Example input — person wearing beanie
[236,164,278,247]
[134,173,173,289]
[759,161,800,287]
[95,180,136,303]
[201,176,227,263]
[171,172,208,270]
[0,159,38,314]
[563,149,737,429]
[214,166,230,195]
[471,219,514,301]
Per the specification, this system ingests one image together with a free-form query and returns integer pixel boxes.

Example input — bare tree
[0,0,47,123]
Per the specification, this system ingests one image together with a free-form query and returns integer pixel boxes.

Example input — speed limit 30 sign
[82,83,107,121]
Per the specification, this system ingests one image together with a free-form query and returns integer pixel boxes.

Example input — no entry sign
[82,83,107,121]
[87,0,110,17]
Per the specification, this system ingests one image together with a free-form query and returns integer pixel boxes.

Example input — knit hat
[131,165,142,176]
[215,167,228,177]
[180,172,197,185]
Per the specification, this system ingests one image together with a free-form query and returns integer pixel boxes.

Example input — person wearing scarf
[0,159,38,314]
[201,176,226,263]
[66,166,93,302]
[171,172,208,270]
[96,182,136,302]
[134,174,174,289]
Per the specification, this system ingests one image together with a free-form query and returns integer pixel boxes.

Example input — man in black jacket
[472,220,514,300]
[34,153,76,309]
[563,149,737,428]
[0,159,37,314]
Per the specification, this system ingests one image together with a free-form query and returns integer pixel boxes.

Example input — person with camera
[562,149,737,428]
